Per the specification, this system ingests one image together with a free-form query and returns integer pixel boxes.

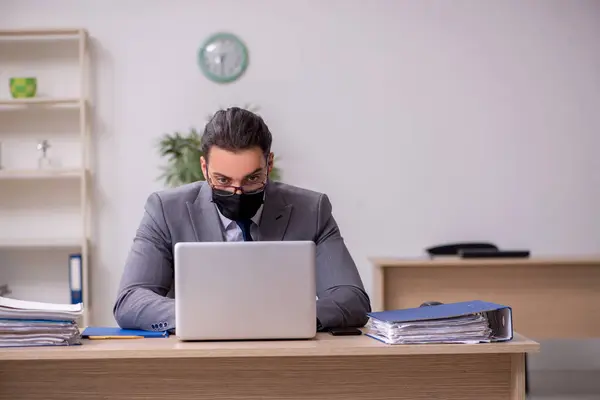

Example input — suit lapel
[258,183,293,241]
[186,182,224,242]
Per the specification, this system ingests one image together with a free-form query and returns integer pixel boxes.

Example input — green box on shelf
[9,77,37,98]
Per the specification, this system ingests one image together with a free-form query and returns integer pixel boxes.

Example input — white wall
[2,0,600,389]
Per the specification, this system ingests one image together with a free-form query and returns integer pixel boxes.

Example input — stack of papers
[365,300,513,345]
[367,313,492,344]
[0,296,83,347]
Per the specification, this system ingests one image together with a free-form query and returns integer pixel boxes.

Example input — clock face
[198,33,249,83]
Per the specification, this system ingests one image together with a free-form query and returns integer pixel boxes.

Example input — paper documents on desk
[0,296,82,321]
[0,296,83,347]
[365,300,513,345]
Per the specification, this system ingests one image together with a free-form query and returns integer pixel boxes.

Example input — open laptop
[174,241,317,341]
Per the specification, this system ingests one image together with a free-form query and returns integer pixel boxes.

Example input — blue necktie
[236,219,253,241]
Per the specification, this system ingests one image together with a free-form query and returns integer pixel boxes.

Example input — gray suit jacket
[113,181,371,332]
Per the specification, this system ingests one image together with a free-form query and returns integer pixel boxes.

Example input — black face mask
[212,188,265,222]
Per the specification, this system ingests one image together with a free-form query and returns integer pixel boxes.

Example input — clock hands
[214,53,227,76]
[219,54,226,75]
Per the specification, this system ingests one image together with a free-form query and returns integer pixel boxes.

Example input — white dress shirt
[215,205,263,241]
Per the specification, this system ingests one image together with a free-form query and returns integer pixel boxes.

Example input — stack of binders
[365,300,513,345]
[0,296,83,347]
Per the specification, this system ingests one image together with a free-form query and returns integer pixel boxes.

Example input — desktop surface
[0,332,538,400]
[0,332,539,361]
[174,241,317,341]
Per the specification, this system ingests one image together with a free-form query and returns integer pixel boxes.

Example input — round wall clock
[198,32,249,83]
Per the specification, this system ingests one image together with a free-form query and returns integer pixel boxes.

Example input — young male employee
[113,107,371,332]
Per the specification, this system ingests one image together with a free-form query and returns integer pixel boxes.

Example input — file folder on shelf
[69,254,82,305]
[366,300,513,345]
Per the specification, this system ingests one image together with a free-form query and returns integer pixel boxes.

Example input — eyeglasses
[210,181,267,196]
[206,168,268,197]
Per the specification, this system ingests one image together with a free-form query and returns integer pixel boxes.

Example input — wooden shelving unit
[0,167,85,180]
[0,98,82,107]
[0,28,92,326]
[0,237,84,249]
[0,29,84,37]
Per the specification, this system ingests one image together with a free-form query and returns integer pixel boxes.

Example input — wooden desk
[0,333,538,400]
[371,257,600,338]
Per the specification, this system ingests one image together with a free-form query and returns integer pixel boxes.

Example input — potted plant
[158,107,281,187]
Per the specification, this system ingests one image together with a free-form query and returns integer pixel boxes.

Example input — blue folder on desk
[81,327,169,339]
[367,300,513,343]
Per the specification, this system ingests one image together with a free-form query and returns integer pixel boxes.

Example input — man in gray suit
[114,107,371,332]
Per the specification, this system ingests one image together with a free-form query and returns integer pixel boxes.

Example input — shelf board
[0,238,83,249]
[0,168,85,180]
[0,98,83,107]
[0,28,86,38]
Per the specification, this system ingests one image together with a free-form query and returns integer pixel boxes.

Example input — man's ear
[200,155,208,179]
[267,152,274,174]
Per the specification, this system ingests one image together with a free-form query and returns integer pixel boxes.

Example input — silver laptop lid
[174,240,316,340]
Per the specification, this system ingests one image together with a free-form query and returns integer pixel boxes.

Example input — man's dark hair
[201,107,272,159]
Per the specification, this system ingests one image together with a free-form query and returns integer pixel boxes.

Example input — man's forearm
[316,285,371,329]
[113,288,175,331]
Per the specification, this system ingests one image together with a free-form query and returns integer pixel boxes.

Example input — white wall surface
[1,0,600,387]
